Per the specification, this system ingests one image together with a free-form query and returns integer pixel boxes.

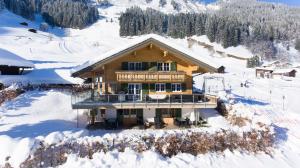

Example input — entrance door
[128,83,142,100]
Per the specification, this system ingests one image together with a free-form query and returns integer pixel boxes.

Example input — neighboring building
[217,66,225,73]
[0,48,34,75]
[256,67,297,79]
[71,35,220,127]
[272,69,297,78]
[255,68,274,78]
[262,60,281,68]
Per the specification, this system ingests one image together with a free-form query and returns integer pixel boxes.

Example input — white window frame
[155,83,166,92]
[157,62,170,71]
[171,83,182,92]
[128,62,142,71]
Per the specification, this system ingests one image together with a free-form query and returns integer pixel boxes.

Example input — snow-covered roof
[72,34,220,76]
[255,67,274,71]
[272,69,296,74]
[0,48,34,68]
[261,60,281,67]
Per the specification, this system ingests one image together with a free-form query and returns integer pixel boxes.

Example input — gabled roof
[0,48,34,68]
[72,34,220,77]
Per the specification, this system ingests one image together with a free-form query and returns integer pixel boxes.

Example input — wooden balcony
[116,71,186,83]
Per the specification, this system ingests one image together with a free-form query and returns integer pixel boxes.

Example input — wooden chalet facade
[72,35,220,128]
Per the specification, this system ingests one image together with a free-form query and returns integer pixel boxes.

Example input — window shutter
[175,109,181,118]
[171,62,177,71]
[181,83,186,92]
[142,83,149,94]
[149,62,157,71]
[150,83,155,92]
[122,62,128,70]
[142,62,148,70]
[166,83,171,92]
[121,83,128,93]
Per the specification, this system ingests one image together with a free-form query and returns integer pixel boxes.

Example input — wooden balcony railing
[115,71,186,82]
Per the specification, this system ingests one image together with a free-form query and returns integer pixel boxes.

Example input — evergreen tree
[0,0,4,10]
[3,0,98,29]
[295,39,300,52]
[159,0,167,7]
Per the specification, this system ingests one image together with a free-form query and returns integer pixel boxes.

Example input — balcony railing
[71,92,218,109]
[116,71,186,82]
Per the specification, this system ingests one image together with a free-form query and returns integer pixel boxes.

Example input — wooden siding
[93,44,201,94]
[88,43,214,95]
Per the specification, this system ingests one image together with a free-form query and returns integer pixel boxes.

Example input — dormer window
[157,62,170,71]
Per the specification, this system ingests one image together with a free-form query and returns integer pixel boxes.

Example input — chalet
[272,69,297,78]
[72,35,221,128]
[0,48,34,75]
[255,68,274,78]
[262,60,281,68]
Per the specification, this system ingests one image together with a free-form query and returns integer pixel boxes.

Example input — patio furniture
[176,118,187,127]
[118,94,126,102]
[154,117,165,129]
[105,118,118,129]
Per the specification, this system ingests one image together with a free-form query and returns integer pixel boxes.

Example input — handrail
[71,93,218,106]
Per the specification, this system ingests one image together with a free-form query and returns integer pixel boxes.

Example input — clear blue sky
[202,0,300,6]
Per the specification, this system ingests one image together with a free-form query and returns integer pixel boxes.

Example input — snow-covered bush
[171,0,180,11]
[159,0,167,7]
[19,129,274,168]
[39,22,49,32]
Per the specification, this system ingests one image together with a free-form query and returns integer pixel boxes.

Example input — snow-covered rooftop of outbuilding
[272,68,296,74]
[0,48,34,68]
[72,34,220,74]
[255,67,274,71]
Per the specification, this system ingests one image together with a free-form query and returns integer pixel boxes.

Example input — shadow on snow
[232,94,269,106]
[0,120,78,138]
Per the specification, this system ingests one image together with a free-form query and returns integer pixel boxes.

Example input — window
[122,109,138,118]
[171,83,182,92]
[123,109,130,118]
[155,83,166,92]
[128,62,142,71]
[158,108,181,118]
[157,62,170,71]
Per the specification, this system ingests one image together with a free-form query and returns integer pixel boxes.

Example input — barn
[0,48,34,75]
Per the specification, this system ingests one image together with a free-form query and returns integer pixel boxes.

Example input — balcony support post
[91,72,96,101]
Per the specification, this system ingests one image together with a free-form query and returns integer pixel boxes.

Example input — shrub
[20,129,274,167]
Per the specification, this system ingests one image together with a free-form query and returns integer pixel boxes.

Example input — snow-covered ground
[1,1,300,167]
